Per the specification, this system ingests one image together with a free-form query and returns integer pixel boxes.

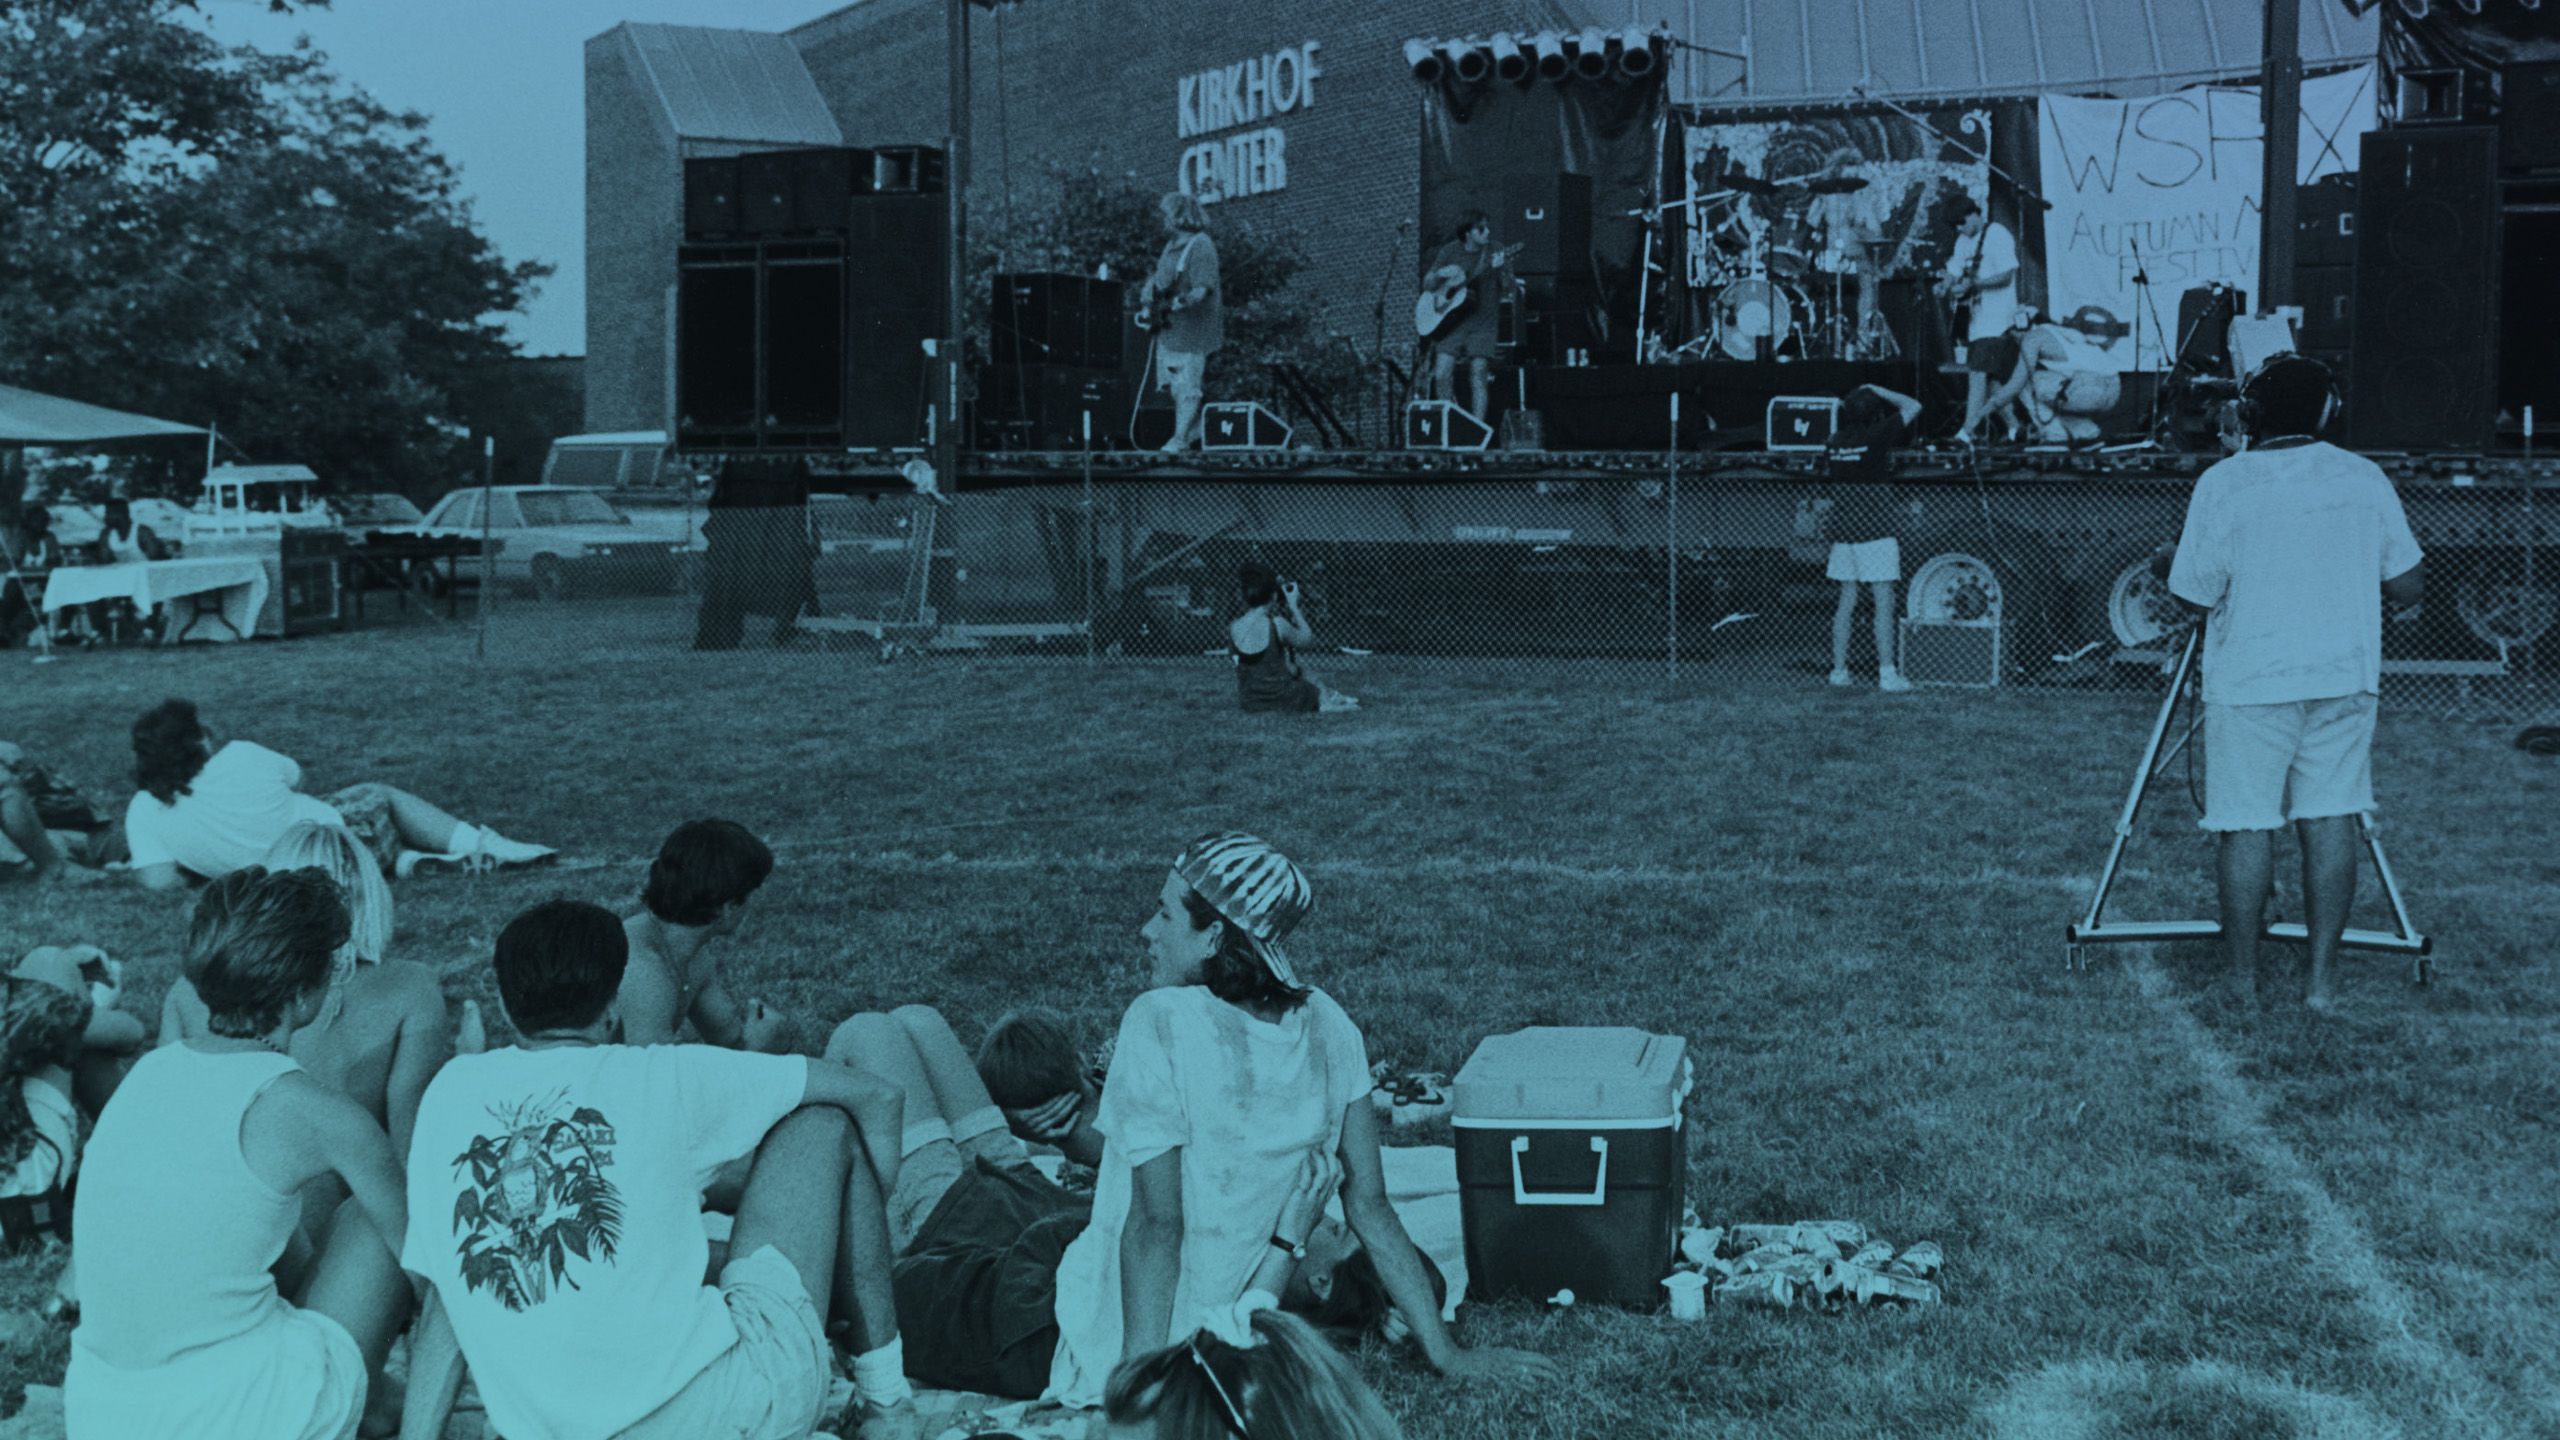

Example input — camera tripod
[2064,626,2432,983]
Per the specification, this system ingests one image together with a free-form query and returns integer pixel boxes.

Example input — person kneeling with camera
[1231,562,1358,714]
[2153,355,2425,1013]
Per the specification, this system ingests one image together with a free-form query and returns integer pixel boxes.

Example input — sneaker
[1878,669,1914,693]
[394,848,478,879]
[1828,669,1855,687]
[470,829,557,869]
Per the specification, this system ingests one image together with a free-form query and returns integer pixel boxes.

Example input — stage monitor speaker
[1405,401,1492,451]
[2502,61,2560,173]
[1202,402,1293,451]
[844,193,949,448]
[2171,284,2245,373]
[2349,127,2500,451]
[2296,173,2358,267]
[758,239,847,447]
[2294,263,2354,352]
[676,243,760,449]
[1764,396,1838,452]
[683,157,744,238]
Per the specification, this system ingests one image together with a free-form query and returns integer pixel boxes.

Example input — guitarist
[1422,210,1513,423]
[1934,196,2019,441]
[1140,191,1223,453]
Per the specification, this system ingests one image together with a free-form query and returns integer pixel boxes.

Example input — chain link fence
[14,461,2556,717]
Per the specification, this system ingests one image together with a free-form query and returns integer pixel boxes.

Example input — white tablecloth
[40,558,271,643]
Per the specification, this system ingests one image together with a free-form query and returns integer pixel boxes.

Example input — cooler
[1452,1027,1691,1308]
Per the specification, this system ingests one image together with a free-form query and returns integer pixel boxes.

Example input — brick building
[582,0,2375,432]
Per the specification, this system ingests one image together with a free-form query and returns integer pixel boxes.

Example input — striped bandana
[1172,832,1312,987]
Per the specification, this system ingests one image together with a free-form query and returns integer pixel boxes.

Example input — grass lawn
[3,624,2556,1439]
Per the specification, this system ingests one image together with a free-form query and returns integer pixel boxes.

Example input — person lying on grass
[812,1004,1440,1399]
[1102,1308,1406,1440]
[0,740,125,882]
[66,867,413,1440]
[398,899,926,1440]
[121,697,555,891]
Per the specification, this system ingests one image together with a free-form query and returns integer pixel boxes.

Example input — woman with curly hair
[122,697,554,891]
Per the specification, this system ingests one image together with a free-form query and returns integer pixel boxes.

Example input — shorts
[321,784,401,874]
[65,1304,365,1440]
[1155,348,1207,399]
[618,1245,833,1440]
[2200,695,2378,832]
[1825,538,1902,584]
[1435,316,1499,362]
[1967,332,2019,377]
[892,1171,1087,1400]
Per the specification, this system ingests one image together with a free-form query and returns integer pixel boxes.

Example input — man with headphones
[2152,354,2426,1012]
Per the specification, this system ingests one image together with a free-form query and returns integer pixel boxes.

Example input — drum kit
[1685,169,1907,363]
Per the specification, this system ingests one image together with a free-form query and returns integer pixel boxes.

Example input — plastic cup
[1661,1270,1709,1322]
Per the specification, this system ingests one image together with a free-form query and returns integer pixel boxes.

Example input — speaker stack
[979,274,1130,449]
[2347,127,2501,451]
[675,145,948,453]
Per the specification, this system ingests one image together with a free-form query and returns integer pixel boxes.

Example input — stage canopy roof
[1633,0,2380,104]
[0,383,205,446]
[599,22,844,145]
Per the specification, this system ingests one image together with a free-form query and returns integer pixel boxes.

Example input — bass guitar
[1413,243,1525,340]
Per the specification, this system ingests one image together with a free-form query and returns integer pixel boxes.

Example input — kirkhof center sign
[1177,41,1321,204]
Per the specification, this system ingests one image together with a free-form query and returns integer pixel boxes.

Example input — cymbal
[1721,170,1779,196]
[1804,175,1870,195]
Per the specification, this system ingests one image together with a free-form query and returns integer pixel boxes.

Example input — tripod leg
[2076,628,2200,948]
[2359,817,2429,985]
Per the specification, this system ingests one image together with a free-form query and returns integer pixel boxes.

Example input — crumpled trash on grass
[1676,1215,1944,1311]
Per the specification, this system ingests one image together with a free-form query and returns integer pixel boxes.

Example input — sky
[194,0,840,359]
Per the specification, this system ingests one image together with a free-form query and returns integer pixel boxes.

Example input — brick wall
[590,1,1614,430]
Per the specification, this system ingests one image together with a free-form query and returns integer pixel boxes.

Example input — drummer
[1806,156,1881,348]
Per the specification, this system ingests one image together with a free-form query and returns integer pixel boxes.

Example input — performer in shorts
[1141,192,1223,454]
[2160,355,2426,1012]
[1824,385,1924,693]
[1424,210,1513,421]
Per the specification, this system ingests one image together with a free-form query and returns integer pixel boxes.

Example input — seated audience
[1104,1308,1406,1440]
[8,945,152,1322]
[90,498,169,565]
[121,698,554,890]
[1230,561,1357,714]
[1,505,66,649]
[66,868,412,1439]
[398,900,924,1440]
[620,818,798,1052]
[822,1004,1433,1400]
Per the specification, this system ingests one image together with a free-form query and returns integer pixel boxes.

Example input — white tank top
[70,1046,304,1368]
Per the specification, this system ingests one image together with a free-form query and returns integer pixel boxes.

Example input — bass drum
[1712,279,1805,362]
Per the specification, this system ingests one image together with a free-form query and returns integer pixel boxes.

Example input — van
[540,432,705,497]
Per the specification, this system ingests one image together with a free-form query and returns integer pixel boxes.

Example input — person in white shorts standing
[1824,384,1924,692]
[2161,354,2425,1012]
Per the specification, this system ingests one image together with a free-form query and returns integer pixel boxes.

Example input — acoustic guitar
[1413,243,1525,340]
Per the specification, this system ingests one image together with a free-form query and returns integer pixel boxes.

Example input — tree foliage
[0,0,548,499]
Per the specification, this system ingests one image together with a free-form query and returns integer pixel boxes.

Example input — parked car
[335,492,426,532]
[407,486,692,598]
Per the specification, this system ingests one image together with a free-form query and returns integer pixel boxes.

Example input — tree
[972,164,1363,441]
[0,0,549,501]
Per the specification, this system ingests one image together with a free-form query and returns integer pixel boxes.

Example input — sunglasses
[1124,1334,1251,1438]
[1187,1336,1251,1439]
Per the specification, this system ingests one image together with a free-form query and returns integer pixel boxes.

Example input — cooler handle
[1508,1134,1610,1207]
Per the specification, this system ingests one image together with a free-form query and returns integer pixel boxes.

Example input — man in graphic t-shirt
[401,900,923,1440]
[2161,356,2425,1014]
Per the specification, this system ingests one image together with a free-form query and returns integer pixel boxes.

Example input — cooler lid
[1452,1027,1692,1124]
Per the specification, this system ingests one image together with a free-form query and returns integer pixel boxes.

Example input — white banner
[2038,65,2374,371]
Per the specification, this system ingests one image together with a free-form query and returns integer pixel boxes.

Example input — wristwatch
[1269,1233,1307,1260]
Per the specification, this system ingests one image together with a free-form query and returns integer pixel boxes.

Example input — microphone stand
[1372,222,1412,447]
[2127,236,2171,447]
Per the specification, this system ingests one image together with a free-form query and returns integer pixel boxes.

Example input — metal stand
[2065,626,2432,981]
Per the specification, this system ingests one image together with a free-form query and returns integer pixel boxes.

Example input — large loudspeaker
[2349,127,2501,451]
[975,364,1126,450]
[759,240,846,446]
[992,274,1126,370]
[2171,284,2245,373]
[684,158,744,238]
[844,192,948,448]
[2294,263,2354,352]
[1503,172,1593,277]
[2501,61,2560,174]
[676,243,759,449]
[742,148,854,236]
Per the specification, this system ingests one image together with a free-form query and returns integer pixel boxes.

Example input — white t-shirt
[1,1074,77,1197]
[402,1045,810,1440]
[122,741,344,879]
[1043,986,1371,1409]
[1945,221,2018,341]
[2168,442,2425,707]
